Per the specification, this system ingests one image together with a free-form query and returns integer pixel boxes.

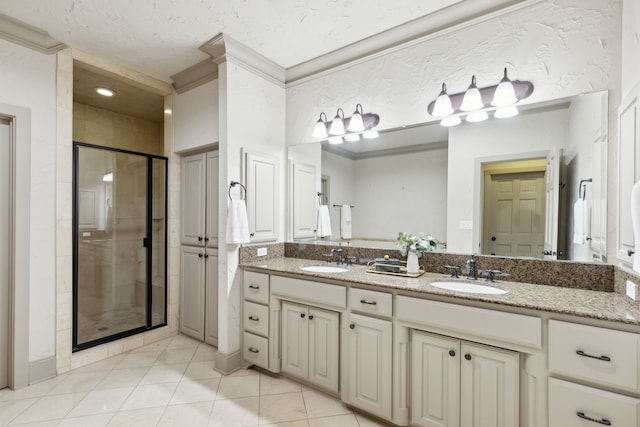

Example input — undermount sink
[300,265,349,273]
[430,281,508,295]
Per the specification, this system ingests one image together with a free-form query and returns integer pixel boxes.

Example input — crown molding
[0,13,65,54]
[170,59,219,94]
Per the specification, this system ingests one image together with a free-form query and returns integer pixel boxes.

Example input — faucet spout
[466,256,477,280]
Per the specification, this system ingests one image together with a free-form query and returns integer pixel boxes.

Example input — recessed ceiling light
[164,108,172,115]
[96,87,115,97]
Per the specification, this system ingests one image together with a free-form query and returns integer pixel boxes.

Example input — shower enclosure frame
[72,141,168,352]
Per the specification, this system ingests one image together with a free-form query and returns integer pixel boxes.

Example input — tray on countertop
[365,260,425,278]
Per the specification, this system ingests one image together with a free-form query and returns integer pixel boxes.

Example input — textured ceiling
[0,0,465,81]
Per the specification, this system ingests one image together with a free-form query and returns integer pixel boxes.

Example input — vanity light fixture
[312,104,380,141]
[427,68,533,127]
[362,130,379,139]
[102,169,113,182]
[328,136,344,145]
[96,87,115,97]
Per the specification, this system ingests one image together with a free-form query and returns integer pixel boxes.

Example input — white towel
[341,204,352,239]
[317,205,332,238]
[572,198,590,245]
[226,199,251,244]
[631,181,640,273]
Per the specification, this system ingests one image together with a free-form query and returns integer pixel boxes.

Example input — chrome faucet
[331,248,344,265]
[466,256,477,280]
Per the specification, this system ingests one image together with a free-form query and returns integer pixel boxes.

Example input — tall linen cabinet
[180,151,219,345]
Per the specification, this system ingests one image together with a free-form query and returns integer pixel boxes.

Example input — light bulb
[494,106,519,118]
[328,136,344,145]
[432,83,454,117]
[347,104,365,132]
[491,68,518,107]
[329,108,345,135]
[362,130,379,139]
[440,116,461,127]
[312,113,328,139]
[466,110,489,122]
[344,133,360,142]
[460,76,484,111]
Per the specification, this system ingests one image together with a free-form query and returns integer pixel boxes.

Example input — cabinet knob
[349,323,355,329]
[250,232,255,237]
[248,316,259,322]
[628,249,635,256]
[198,236,203,242]
[464,353,472,361]
[248,285,260,290]
[198,253,203,258]
[308,315,314,320]
[449,350,456,357]
[204,237,209,242]
[300,313,305,318]
[204,254,209,259]
[248,347,259,354]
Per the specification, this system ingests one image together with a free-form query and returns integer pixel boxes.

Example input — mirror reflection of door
[0,118,10,390]
[482,159,547,258]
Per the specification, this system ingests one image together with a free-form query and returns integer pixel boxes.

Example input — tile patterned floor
[0,335,392,426]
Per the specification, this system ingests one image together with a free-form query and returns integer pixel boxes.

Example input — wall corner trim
[170,59,219,94]
[29,356,57,385]
[0,13,66,54]
[213,350,242,375]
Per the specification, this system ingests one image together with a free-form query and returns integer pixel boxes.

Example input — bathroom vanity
[241,257,640,427]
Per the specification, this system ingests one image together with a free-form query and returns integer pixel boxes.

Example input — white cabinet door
[460,341,519,427]
[291,161,317,239]
[411,331,460,427]
[346,313,392,419]
[617,90,640,264]
[281,301,308,380]
[179,246,205,340]
[181,153,206,246]
[205,152,219,248]
[204,248,218,346]
[245,150,278,242]
[308,307,339,393]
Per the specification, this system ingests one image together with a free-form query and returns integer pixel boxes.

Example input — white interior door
[0,118,10,389]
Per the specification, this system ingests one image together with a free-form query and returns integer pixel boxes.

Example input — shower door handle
[143,237,150,248]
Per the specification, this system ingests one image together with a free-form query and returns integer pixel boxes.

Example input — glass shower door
[74,143,166,350]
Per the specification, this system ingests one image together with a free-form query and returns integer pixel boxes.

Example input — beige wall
[73,102,163,156]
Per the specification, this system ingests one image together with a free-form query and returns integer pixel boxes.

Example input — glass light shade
[347,104,365,132]
[362,130,379,139]
[102,171,113,182]
[312,118,328,139]
[491,68,518,107]
[440,116,461,127]
[344,133,360,142]
[466,110,489,122]
[329,108,346,135]
[460,76,484,112]
[328,136,344,145]
[494,106,519,118]
[432,83,454,117]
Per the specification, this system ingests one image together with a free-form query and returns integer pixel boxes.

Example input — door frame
[0,103,31,389]
[473,151,548,253]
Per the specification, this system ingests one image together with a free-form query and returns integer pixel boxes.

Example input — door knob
[491,236,496,241]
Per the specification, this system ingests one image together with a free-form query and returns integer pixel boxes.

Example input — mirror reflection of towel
[632,181,640,273]
[572,198,590,244]
[341,204,352,239]
[317,205,332,237]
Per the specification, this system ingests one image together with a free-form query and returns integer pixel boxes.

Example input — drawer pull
[248,316,259,322]
[360,299,377,306]
[248,347,260,354]
[577,411,611,425]
[576,350,611,362]
[248,285,260,290]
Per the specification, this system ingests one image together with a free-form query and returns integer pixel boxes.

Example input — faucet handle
[346,256,357,266]
[479,269,505,282]
[444,265,460,278]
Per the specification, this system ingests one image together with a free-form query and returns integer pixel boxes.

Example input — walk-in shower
[73,142,167,351]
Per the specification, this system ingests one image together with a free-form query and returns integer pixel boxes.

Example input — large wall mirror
[288,90,608,263]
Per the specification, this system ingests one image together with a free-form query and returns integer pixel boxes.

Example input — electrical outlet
[257,247,267,256]
[626,280,637,300]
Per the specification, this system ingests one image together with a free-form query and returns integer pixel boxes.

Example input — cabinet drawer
[349,288,392,317]
[396,296,541,349]
[271,275,346,309]
[549,320,640,392]
[548,377,640,427]
[243,271,269,304]
[243,332,268,369]
[243,301,269,337]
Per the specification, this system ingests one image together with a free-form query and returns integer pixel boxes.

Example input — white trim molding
[0,13,65,54]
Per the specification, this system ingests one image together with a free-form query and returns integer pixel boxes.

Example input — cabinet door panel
[205,152,219,247]
[181,153,206,246]
[346,313,392,419]
[460,341,519,427]
[281,301,308,380]
[204,249,218,346]
[245,150,278,242]
[179,247,205,340]
[411,330,460,427]
[617,94,639,263]
[291,161,317,239]
[308,307,339,393]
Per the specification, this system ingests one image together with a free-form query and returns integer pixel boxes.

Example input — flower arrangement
[396,232,438,257]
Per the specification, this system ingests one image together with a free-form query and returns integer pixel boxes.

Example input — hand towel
[632,181,640,273]
[572,198,590,245]
[341,204,352,239]
[317,205,332,237]
[226,199,251,244]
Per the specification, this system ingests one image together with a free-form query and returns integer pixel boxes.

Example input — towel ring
[228,181,247,200]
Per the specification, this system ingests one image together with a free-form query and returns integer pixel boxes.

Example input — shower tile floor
[78,308,165,344]
[0,334,391,426]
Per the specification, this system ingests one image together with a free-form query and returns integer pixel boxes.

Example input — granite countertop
[242,257,640,326]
